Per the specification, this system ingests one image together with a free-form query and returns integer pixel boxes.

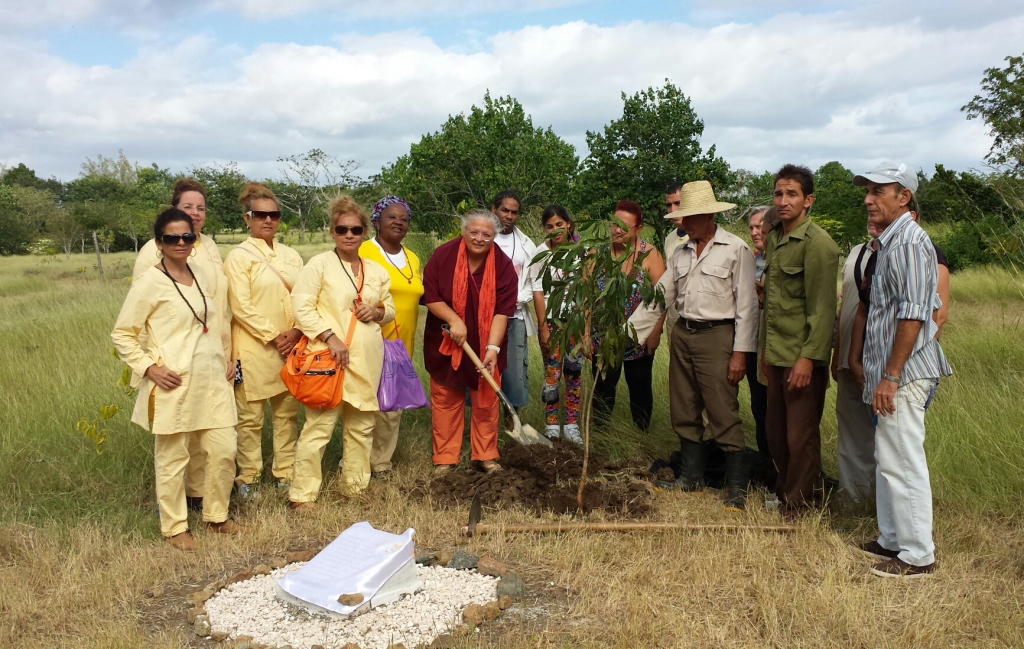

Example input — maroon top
[422,237,518,390]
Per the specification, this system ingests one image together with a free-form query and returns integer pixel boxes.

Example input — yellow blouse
[291,250,396,412]
[358,239,424,356]
[225,237,304,402]
[112,264,236,434]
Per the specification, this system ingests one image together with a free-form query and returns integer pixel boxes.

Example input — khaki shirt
[291,251,396,412]
[112,264,236,434]
[663,229,690,334]
[630,226,758,353]
[759,217,840,366]
[225,237,304,402]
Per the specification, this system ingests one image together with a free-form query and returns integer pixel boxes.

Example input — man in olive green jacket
[759,164,840,510]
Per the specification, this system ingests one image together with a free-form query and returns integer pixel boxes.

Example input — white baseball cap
[853,163,918,194]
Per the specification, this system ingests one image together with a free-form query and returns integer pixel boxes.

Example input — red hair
[614,200,643,225]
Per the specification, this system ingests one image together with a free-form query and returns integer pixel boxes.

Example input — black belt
[679,318,735,331]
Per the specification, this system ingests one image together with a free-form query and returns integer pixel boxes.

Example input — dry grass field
[2,244,1023,648]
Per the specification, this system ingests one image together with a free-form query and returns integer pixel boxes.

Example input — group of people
[112,164,952,579]
[631,164,951,579]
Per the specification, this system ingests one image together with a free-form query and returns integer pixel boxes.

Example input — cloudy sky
[2,0,1022,184]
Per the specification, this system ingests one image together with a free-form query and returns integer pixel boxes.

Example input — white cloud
[1,10,1020,183]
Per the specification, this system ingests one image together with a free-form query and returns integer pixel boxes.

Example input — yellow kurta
[112,264,237,434]
[291,250,396,411]
[359,239,424,356]
[225,237,304,401]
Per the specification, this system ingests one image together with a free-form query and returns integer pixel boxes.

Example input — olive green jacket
[758,217,840,367]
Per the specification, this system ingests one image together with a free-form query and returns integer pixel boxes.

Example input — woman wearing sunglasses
[287,195,395,508]
[224,182,304,499]
[112,208,239,551]
[132,178,229,513]
[358,196,424,478]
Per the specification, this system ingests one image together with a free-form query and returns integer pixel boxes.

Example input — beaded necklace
[160,259,209,333]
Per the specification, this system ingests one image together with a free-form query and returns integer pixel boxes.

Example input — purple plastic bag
[377,337,429,412]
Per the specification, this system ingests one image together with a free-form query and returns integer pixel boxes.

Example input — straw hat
[664,180,736,220]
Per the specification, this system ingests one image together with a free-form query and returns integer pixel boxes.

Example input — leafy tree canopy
[963,52,1024,173]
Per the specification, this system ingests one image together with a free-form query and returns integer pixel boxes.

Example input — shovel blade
[505,412,552,447]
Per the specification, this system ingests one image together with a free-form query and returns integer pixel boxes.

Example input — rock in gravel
[207,578,227,593]
[253,564,271,575]
[496,573,526,601]
[286,549,317,563]
[339,644,361,649]
[229,570,253,585]
[481,601,500,621]
[337,592,364,606]
[436,549,453,567]
[193,614,211,636]
[232,636,254,649]
[475,556,507,577]
[311,645,326,649]
[415,552,438,566]
[211,630,229,642]
[446,549,478,570]
[190,590,214,606]
[461,603,484,627]
[268,557,288,569]
[497,595,512,610]
[186,606,205,624]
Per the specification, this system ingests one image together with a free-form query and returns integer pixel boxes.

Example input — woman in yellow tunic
[225,182,304,497]
[132,178,228,511]
[112,208,239,551]
[358,196,424,477]
[288,195,395,508]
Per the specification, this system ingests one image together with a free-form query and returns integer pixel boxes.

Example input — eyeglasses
[160,233,198,245]
[247,210,282,221]
[334,225,366,236]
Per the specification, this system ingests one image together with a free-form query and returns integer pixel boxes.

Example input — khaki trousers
[289,401,375,502]
[669,321,745,452]
[154,427,237,537]
[835,368,875,503]
[370,410,403,473]
[184,435,205,497]
[234,385,300,486]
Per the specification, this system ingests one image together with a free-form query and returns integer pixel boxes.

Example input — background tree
[277,149,359,240]
[963,52,1024,174]
[0,185,38,255]
[46,206,84,260]
[189,162,249,234]
[378,93,579,235]
[1,162,63,196]
[575,81,732,245]
[811,161,870,251]
[80,150,139,185]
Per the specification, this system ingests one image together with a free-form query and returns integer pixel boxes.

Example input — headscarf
[371,196,411,231]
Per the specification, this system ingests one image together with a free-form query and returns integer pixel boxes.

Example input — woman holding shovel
[423,209,518,474]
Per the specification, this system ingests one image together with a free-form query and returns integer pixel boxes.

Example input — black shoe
[870,557,935,579]
[186,496,203,513]
[657,439,706,492]
[724,451,749,511]
[858,540,900,561]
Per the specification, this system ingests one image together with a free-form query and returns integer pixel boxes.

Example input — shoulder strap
[853,244,870,291]
[240,242,292,292]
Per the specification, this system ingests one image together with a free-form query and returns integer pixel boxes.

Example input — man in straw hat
[852,163,951,579]
[759,164,840,513]
[630,180,758,510]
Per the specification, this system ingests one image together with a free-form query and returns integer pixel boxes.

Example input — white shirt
[369,237,407,269]
[494,227,537,330]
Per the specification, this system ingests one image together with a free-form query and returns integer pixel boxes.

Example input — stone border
[185,549,527,649]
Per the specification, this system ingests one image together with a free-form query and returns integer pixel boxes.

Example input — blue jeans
[500,317,529,408]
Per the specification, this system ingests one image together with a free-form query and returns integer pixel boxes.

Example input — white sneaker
[764,493,781,510]
[544,425,560,439]
[564,423,582,445]
[237,483,255,500]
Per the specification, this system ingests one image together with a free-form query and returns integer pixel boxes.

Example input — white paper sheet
[275,521,416,616]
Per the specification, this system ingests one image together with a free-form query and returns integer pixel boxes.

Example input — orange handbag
[280,312,357,410]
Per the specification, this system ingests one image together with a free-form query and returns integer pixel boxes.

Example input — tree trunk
[577,360,600,513]
[92,230,104,280]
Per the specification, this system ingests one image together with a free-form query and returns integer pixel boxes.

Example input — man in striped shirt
[854,163,952,579]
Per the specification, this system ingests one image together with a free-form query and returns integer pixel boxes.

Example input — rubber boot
[657,439,705,492]
[724,451,749,511]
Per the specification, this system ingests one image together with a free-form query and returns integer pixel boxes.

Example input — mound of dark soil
[428,439,652,516]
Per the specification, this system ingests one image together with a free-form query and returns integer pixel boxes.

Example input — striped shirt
[862,213,953,403]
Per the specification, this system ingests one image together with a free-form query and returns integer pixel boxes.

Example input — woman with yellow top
[358,196,424,477]
[132,178,228,512]
[112,208,239,551]
[225,182,304,498]
[288,195,396,508]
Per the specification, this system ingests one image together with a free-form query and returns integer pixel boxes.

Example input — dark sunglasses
[160,233,198,245]
[247,210,282,221]
[334,225,366,236]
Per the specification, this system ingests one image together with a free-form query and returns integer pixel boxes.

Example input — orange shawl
[439,238,498,402]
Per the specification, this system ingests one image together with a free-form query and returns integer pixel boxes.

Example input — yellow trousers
[185,434,205,497]
[370,410,403,473]
[154,427,237,537]
[234,385,300,486]
[289,402,375,503]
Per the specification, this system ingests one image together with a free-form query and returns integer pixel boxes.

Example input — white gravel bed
[204,562,498,649]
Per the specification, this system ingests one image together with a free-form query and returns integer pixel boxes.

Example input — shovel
[442,324,551,447]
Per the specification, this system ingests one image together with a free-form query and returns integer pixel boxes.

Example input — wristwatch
[323,331,335,342]
[486,344,501,354]
[883,372,900,383]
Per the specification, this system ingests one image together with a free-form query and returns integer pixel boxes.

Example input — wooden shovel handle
[458,340,502,394]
